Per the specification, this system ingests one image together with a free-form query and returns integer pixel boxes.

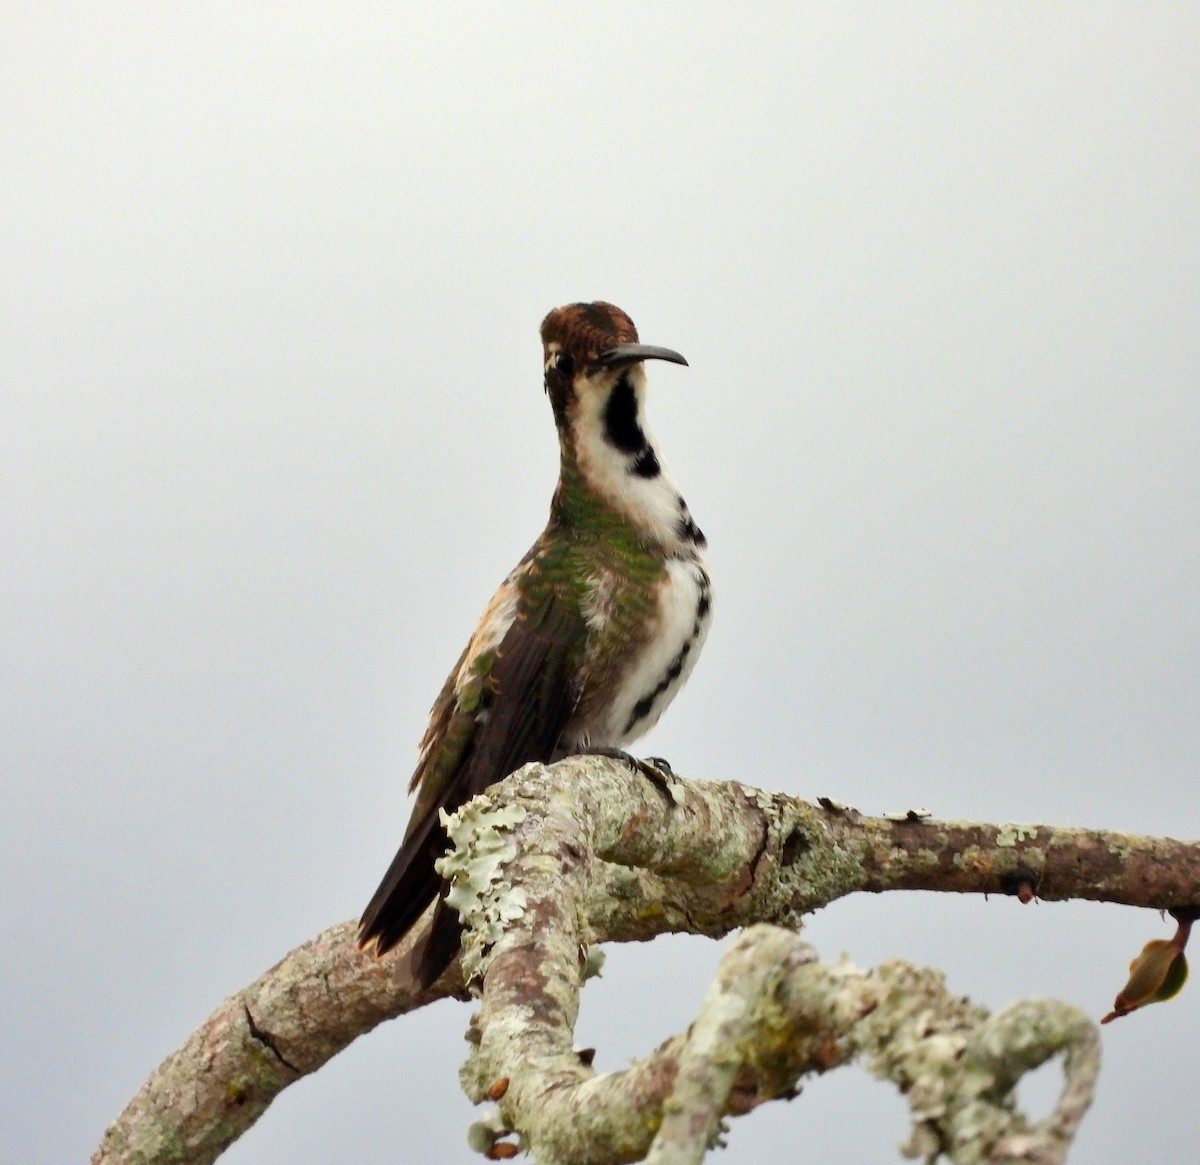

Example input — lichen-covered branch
[854,964,1099,1165]
[461,923,1098,1165]
[93,758,1199,1164]
[91,921,461,1165]
[643,927,832,1165]
[454,763,1105,1164]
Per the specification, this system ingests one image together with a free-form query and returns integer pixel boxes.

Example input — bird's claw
[635,756,677,795]
[565,747,677,795]
[626,754,682,803]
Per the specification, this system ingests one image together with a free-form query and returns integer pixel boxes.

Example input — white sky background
[4,5,1199,1162]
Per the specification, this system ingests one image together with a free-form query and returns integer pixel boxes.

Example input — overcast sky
[4,5,1199,1163]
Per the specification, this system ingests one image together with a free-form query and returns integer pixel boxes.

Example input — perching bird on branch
[359,302,711,987]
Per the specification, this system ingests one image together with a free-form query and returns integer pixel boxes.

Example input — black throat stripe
[603,377,661,477]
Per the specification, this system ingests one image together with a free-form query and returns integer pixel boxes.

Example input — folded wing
[358,590,584,986]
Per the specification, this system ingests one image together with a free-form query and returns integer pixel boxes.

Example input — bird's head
[540,302,687,428]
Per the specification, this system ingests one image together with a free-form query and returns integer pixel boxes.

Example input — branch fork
[93,757,1200,1164]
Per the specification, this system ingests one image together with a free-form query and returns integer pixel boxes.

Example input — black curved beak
[594,343,688,370]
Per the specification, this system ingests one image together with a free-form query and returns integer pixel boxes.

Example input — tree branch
[93,758,1200,1164]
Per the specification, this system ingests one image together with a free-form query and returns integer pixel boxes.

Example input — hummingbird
[358,302,712,987]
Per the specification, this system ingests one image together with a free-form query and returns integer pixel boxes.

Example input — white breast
[596,555,712,747]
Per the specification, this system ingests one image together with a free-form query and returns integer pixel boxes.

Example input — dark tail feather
[411,897,465,989]
[360,594,584,983]
[359,814,464,988]
[358,808,447,959]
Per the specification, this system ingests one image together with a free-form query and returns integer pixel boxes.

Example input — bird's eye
[549,351,573,377]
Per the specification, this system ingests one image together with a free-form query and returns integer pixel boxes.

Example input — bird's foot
[563,746,678,798]
[637,757,680,796]
[636,755,685,804]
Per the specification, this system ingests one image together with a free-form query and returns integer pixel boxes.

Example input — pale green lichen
[847,959,1099,1164]
[995,823,1038,848]
[582,946,606,982]
[435,798,529,984]
[750,787,780,814]
[883,807,933,822]
[466,1108,508,1152]
[815,795,859,813]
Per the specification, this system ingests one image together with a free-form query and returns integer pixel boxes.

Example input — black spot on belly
[623,581,710,735]
[629,692,656,726]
